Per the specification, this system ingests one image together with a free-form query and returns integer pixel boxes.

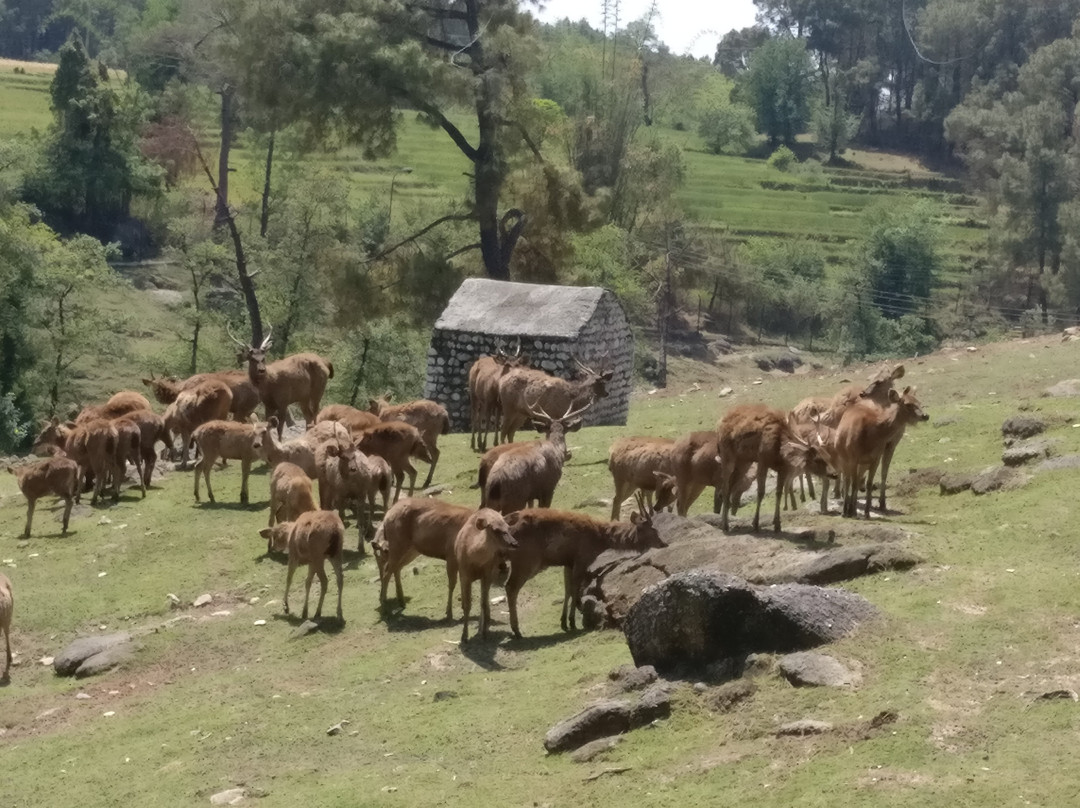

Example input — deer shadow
[271,611,346,634]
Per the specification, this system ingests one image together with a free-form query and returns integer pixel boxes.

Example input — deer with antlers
[482,398,591,515]
[229,325,334,439]
[496,355,612,444]
[467,338,529,452]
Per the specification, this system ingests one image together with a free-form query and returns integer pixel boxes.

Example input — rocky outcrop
[543,682,674,753]
[579,514,919,628]
[622,570,877,675]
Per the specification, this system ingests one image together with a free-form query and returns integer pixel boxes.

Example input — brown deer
[832,386,929,518]
[260,510,346,622]
[503,496,666,636]
[482,399,591,514]
[229,325,334,438]
[607,436,676,520]
[453,509,517,643]
[368,396,450,489]
[142,370,260,422]
[716,404,834,533]
[8,457,79,538]
[467,340,528,451]
[497,356,611,443]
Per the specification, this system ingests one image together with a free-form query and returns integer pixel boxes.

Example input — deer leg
[332,554,344,621]
[301,565,316,620]
[506,575,524,638]
[23,498,36,539]
[405,462,417,498]
[751,465,768,532]
[312,563,328,620]
[560,566,573,632]
[480,575,494,639]
[445,557,457,621]
[422,441,438,488]
[239,458,251,505]
[878,441,896,512]
[61,495,73,534]
[459,572,473,644]
[864,458,881,520]
[283,560,297,615]
[773,468,788,532]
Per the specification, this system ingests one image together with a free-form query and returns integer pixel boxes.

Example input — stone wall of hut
[423,292,634,432]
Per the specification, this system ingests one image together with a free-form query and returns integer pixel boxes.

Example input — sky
[532,0,759,60]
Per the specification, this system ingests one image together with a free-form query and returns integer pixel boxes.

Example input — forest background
[1,0,1079,450]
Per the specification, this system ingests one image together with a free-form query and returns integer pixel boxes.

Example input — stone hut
[424,278,634,431]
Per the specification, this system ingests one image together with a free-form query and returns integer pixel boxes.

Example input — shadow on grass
[381,611,451,634]
[195,500,269,512]
[504,630,576,652]
[459,631,506,670]
[271,611,347,634]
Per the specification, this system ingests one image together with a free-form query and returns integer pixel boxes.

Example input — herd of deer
[1,333,927,664]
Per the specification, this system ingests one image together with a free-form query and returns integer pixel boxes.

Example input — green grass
[0,68,52,136]
[4,336,1080,805]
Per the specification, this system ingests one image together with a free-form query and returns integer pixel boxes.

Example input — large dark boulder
[53,633,132,677]
[1001,415,1045,441]
[623,570,877,675]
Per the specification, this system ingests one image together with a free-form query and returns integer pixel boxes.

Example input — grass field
[3,335,1080,806]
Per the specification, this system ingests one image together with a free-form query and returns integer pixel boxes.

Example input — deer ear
[630,511,641,525]
[474,515,488,530]
[326,443,340,457]
[259,528,272,539]
[892,364,906,379]
[268,416,278,428]
[889,388,901,402]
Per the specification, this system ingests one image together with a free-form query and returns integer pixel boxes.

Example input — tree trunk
[260,130,275,238]
[214,87,235,229]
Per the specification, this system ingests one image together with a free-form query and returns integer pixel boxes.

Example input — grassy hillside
[2,336,1079,805]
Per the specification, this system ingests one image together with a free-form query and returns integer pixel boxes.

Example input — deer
[497,356,612,444]
[831,386,929,519]
[607,436,677,520]
[162,378,233,468]
[73,391,151,424]
[315,403,380,434]
[229,324,334,439]
[0,573,11,681]
[716,404,835,533]
[482,399,591,515]
[259,510,346,622]
[8,457,80,538]
[453,509,518,643]
[368,396,450,489]
[354,421,431,503]
[142,370,260,422]
[467,340,528,452]
[191,419,269,505]
[502,494,666,636]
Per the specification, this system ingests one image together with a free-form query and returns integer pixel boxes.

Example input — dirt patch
[894,467,947,497]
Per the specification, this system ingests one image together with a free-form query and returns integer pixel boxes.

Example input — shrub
[767,145,798,172]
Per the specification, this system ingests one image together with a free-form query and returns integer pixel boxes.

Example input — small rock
[489,595,506,606]
[718,387,733,398]
[193,594,213,608]
[607,664,658,693]
[570,736,622,763]
[778,652,860,688]
[777,719,832,736]
[248,597,260,605]
[692,682,708,694]
[209,787,247,805]
[103,711,116,717]
[433,691,459,702]
[253,620,267,626]
[290,620,319,639]
[326,720,350,735]
[98,516,112,525]
[39,656,54,666]
[167,594,181,608]
[1035,689,1078,702]
[211,610,231,617]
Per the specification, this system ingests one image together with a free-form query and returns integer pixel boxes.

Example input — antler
[525,398,553,424]
[258,324,273,351]
[226,321,249,349]
[560,397,593,423]
[571,354,596,377]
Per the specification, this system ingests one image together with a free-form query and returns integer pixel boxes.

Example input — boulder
[1037,454,1080,473]
[543,683,674,753]
[778,651,860,687]
[582,514,919,627]
[970,465,1026,495]
[939,473,973,495]
[1002,439,1055,467]
[1044,380,1080,398]
[623,570,877,674]
[53,633,132,677]
[74,643,134,678]
[608,664,658,693]
[1001,414,1045,440]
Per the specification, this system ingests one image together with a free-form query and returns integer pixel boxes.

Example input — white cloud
[532,0,758,60]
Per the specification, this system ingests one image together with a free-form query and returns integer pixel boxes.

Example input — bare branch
[407,3,470,20]
[365,212,477,263]
[444,242,482,261]
[501,118,544,163]
[413,102,480,161]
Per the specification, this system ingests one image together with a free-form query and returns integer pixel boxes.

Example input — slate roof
[434,278,607,339]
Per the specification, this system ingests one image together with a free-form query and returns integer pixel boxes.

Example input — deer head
[228,323,273,380]
[572,355,614,399]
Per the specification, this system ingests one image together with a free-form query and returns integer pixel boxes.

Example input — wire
[901,0,977,67]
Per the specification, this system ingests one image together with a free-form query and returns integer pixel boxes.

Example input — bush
[767,145,798,172]
[698,103,756,155]
[0,392,34,454]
